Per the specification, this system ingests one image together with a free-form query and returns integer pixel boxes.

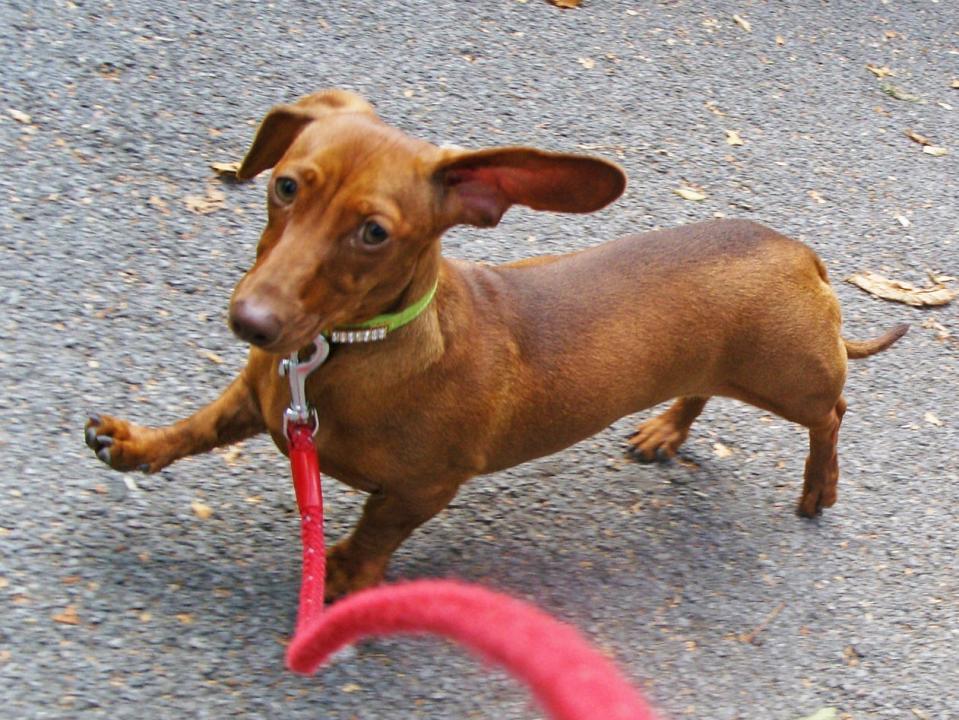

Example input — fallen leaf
[674,186,707,201]
[176,613,194,625]
[704,100,726,116]
[138,611,152,622]
[951,79,959,89]
[881,83,921,102]
[843,645,862,667]
[147,195,169,213]
[866,64,894,79]
[191,500,214,520]
[7,108,32,124]
[928,270,956,284]
[732,14,752,32]
[924,412,943,427]
[341,683,361,693]
[52,605,80,625]
[808,190,826,204]
[713,442,733,458]
[578,57,595,69]
[210,161,241,178]
[775,35,785,46]
[846,271,956,307]
[796,709,838,720]
[905,129,930,146]
[922,145,948,157]
[218,446,244,466]
[199,349,225,365]
[725,129,744,146]
[549,0,581,7]
[894,214,911,227]
[920,317,951,340]
[184,185,226,214]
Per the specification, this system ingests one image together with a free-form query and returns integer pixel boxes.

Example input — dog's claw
[138,463,150,473]
[96,435,114,447]
[85,427,98,447]
[97,447,111,464]
[88,413,102,425]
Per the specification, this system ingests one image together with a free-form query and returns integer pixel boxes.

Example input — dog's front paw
[84,413,162,473]
[324,540,388,602]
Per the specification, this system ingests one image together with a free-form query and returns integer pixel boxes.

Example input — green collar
[326,281,438,344]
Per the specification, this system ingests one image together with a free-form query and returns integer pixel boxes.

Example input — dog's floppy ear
[236,90,376,180]
[432,147,626,228]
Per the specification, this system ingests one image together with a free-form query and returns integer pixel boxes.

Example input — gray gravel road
[2,2,958,719]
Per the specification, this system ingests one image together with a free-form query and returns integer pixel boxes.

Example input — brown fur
[86,90,907,598]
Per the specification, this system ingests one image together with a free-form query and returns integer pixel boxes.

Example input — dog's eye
[274,176,298,203]
[361,220,390,247]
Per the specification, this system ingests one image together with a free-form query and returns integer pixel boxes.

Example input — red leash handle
[284,420,659,720]
[287,580,658,720]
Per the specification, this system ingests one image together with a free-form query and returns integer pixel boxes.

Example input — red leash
[280,340,658,720]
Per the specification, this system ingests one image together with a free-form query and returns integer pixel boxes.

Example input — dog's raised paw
[84,414,158,473]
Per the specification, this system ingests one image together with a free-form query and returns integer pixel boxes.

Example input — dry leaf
[796,708,838,720]
[905,129,930,146]
[191,500,214,520]
[176,613,194,625]
[184,185,226,214]
[924,412,943,427]
[148,195,169,213]
[881,83,920,102]
[674,186,707,201]
[732,14,752,32]
[921,317,951,340]
[53,605,80,625]
[713,442,733,458]
[549,0,581,7]
[704,100,726,116]
[775,35,785,46]
[210,161,241,178]
[846,271,956,307]
[808,190,826,204]
[199,349,225,365]
[951,79,959,89]
[866,64,894,79]
[218,445,244,466]
[578,57,595,69]
[341,683,361,693]
[894,214,911,228]
[725,129,744,146]
[8,108,33,124]
[138,611,152,622]
[922,145,948,157]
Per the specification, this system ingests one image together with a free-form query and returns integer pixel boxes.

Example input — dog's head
[228,89,626,354]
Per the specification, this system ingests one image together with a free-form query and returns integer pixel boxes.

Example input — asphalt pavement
[1,1,957,718]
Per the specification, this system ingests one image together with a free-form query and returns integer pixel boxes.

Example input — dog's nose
[229,298,282,347]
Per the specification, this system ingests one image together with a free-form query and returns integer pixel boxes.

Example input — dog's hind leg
[627,395,710,461]
[796,396,847,517]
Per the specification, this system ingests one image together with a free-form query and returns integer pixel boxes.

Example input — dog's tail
[844,323,909,359]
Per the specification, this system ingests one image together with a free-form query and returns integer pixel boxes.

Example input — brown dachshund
[86,90,907,599]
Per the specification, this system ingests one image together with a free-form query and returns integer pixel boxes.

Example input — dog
[85,89,907,599]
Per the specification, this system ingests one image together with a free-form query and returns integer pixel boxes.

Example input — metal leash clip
[279,335,330,438]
